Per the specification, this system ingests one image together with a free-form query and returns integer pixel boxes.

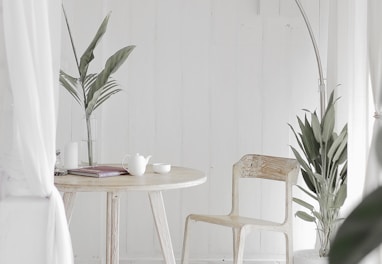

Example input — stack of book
[68,166,128,177]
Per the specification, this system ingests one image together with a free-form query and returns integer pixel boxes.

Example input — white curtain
[363,0,382,262]
[326,0,381,262]
[0,0,73,263]
[326,0,370,214]
[366,0,382,192]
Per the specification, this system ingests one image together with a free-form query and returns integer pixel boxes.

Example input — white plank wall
[57,0,323,262]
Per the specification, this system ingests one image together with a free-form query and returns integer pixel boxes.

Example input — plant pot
[294,249,328,264]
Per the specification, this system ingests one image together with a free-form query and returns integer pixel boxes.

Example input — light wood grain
[55,166,206,192]
[149,191,176,264]
[106,192,120,264]
[62,192,76,224]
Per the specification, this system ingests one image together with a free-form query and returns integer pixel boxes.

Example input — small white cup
[152,163,171,174]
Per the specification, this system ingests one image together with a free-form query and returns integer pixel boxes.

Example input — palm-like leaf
[86,45,135,117]
[60,7,135,166]
[59,70,81,105]
[93,79,122,111]
[61,6,135,118]
[301,169,317,193]
[79,13,110,81]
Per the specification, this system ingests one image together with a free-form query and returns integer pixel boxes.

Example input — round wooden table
[55,165,206,264]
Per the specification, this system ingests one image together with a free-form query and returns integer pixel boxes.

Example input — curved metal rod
[294,0,326,118]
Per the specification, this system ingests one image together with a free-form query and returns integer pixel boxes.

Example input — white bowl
[152,163,171,174]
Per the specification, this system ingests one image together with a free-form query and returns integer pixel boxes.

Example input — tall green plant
[59,6,135,165]
[289,90,348,257]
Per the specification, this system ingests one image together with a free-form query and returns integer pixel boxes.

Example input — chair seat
[189,213,287,231]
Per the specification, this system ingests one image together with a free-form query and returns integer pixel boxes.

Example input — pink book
[68,166,128,177]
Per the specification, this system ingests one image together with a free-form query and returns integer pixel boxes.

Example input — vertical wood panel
[208,0,239,256]
[57,0,324,262]
[177,0,212,257]
[154,0,184,256]
[235,3,264,253]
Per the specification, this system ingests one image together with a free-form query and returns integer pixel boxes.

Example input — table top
[54,165,206,192]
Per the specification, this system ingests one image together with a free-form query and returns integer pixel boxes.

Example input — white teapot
[122,153,152,176]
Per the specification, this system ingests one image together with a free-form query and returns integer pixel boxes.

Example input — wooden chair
[181,154,299,264]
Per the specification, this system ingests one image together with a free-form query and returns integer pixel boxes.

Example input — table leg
[106,192,120,264]
[62,192,76,224]
[148,191,176,264]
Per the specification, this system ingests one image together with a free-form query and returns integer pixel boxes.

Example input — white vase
[294,249,328,264]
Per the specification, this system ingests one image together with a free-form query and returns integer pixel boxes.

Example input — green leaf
[337,143,348,165]
[297,115,320,163]
[333,138,347,163]
[302,115,320,162]
[322,104,335,143]
[328,125,347,168]
[288,123,307,159]
[340,162,347,182]
[301,169,317,193]
[315,172,326,184]
[59,70,81,105]
[293,197,314,211]
[326,90,335,109]
[333,183,347,208]
[84,73,98,89]
[94,89,122,111]
[311,112,322,143]
[295,211,316,222]
[104,45,136,75]
[312,211,322,222]
[329,186,382,264]
[86,45,135,116]
[296,185,318,201]
[93,80,121,111]
[290,146,311,175]
[327,126,346,160]
[79,13,111,80]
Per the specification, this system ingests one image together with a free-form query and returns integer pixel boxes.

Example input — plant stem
[86,115,93,166]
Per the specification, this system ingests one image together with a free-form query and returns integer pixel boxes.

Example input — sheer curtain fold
[366,0,382,193]
[323,0,381,262]
[363,0,382,262]
[0,0,73,263]
[3,0,55,196]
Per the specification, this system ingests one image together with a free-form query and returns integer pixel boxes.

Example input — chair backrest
[230,154,299,222]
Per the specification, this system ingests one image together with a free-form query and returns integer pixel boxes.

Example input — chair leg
[181,215,192,264]
[284,232,293,264]
[233,227,245,264]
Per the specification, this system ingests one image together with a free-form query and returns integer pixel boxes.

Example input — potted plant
[289,0,348,262]
[59,6,135,166]
[289,90,348,261]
